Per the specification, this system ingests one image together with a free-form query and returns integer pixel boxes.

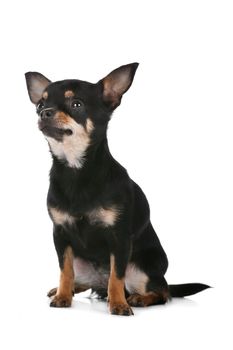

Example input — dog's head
[25,63,139,168]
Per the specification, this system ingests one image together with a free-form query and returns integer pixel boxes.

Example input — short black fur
[25,63,210,315]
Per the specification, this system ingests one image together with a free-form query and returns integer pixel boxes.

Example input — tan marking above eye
[42,91,48,100]
[65,90,74,98]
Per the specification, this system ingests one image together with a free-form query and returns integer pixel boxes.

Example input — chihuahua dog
[25,63,209,316]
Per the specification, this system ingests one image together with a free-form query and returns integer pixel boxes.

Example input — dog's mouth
[40,125,73,136]
[38,120,73,140]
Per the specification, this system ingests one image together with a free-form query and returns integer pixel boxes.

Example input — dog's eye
[37,102,44,111]
[71,100,82,109]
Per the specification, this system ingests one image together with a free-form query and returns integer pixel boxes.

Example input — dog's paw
[127,294,147,307]
[127,292,167,307]
[50,294,72,308]
[109,302,134,316]
[47,287,58,298]
[48,287,76,298]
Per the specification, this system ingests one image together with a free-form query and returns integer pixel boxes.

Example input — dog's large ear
[100,63,139,109]
[25,72,51,104]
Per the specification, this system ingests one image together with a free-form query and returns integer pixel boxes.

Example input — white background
[0,0,232,349]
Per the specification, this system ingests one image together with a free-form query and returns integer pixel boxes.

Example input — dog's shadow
[73,295,109,315]
[55,290,198,316]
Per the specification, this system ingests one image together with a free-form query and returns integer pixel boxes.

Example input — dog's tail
[169,283,211,297]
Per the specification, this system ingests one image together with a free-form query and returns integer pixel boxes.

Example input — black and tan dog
[25,63,210,316]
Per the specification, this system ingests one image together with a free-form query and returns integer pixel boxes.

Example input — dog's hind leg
[127,291,168,307]
[126,223,170,307]
[47,284,89,298]
[125,258,170,307]
[127,275,169,307]
[47,287,57,298]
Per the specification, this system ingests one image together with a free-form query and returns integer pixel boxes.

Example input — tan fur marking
[127,291,169,307]
[108,255,127,304]
[51,247,74,307]
[42,91,48,100]
[108,255,133,315]
[49,207,76,226]
[54,111,71,125]
[45,114,94,168]
[87,206,119,227]
[64,90,74,98]
[47,284,89,298]
[86,118,94,133]
[58,247,74,295]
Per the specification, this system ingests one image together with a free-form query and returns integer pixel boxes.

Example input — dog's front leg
[108,247,133,316]
[50,227,74,308]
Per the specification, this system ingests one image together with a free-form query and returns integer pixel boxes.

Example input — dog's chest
[48,206,120,228]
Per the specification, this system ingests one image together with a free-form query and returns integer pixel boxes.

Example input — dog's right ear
[25,72,51,104]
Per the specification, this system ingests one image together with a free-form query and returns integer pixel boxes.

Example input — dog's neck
[50,136,113,177]
[48,136,125,215]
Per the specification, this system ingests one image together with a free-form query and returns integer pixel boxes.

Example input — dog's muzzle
[40,108,55,120]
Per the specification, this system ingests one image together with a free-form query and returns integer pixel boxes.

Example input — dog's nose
[40,108,54,120]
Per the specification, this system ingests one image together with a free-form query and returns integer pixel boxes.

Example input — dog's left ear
[25,72,51,104]
[100,63,139,109]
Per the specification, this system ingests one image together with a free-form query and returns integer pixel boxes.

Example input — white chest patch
[46,118,94,169]
[87,206,120,227]
[125,263,149,294]
[49,207,76,226]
